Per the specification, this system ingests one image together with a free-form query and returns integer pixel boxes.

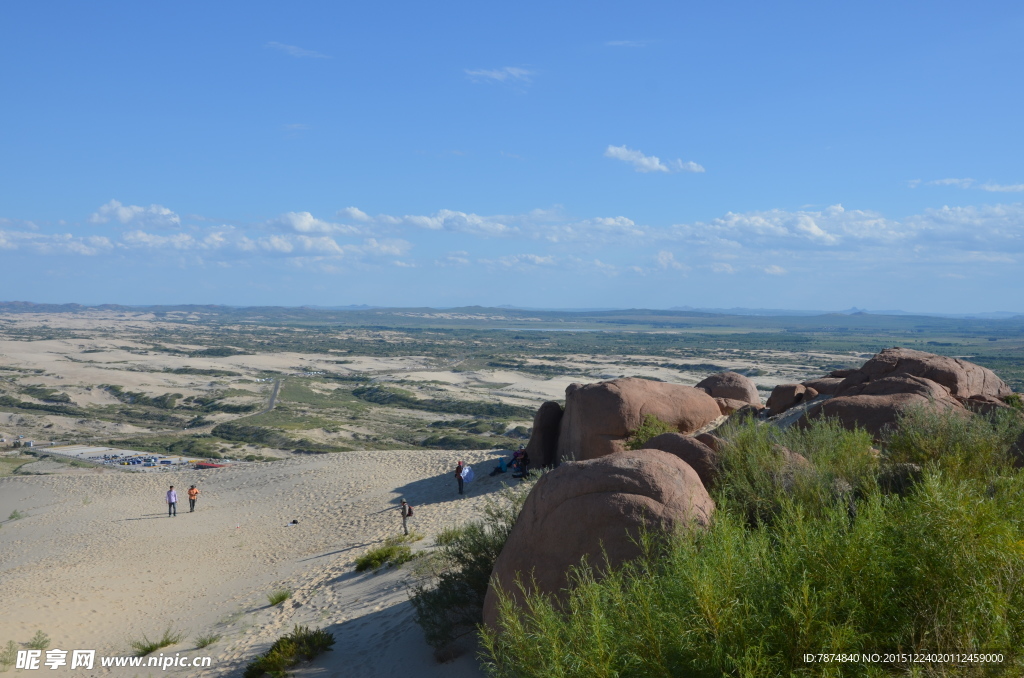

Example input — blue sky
[1,1,1023,312]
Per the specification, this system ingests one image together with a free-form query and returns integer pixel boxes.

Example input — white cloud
[980,183,1024,193]
[358,238,411,256]
[296,235,345,255]
[0,229,115,255]
[338,206,372,222]
[711,262,736,274]
[464,67,533,83]
[928,178,975,188]
[271,211,361,235]
[655,250,684,270]
[604,145,705,174]
[265,42,329,59]
[403,209,513,236]
[764,265,787,275]
[90,200,180,227]
[493,253,555,267]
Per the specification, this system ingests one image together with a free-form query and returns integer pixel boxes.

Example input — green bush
[482,411,1024,677]
[354,536,417,572]
[411,482,534,654]
[267,589,291,606]
[25,631,49,651]
[129,628,184,656]
[624,414,676,450]
[0,640,17,671]
[244,625,334,678]
[194,633,221,649]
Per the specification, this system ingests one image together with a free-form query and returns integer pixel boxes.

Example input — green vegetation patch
[625,413,676,450]
[353,385,534,418]
[354,534,422,571]
[482,414,1024,677]
[243,625,334,678]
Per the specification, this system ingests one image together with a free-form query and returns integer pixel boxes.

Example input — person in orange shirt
[187,485,200,512]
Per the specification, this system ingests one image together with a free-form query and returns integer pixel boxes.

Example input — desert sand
[0,448,517,677]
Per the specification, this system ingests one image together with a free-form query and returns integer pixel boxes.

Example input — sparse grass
[267,589,291,606]
[354,537,416,572]
[128,628,185,656]
[243,625,335,678]
[0,456,35,477]
[25,630,49,651]
[624,413,676,450]
[194,633,221,649]
[7,510,25,521]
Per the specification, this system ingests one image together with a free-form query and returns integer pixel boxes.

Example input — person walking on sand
[187,485,199,512]
[166,485,177,517]
[399,499,412,536]
[455,461,464,496]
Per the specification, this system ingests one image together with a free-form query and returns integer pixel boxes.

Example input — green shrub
[885,405,1023,479]
[1003,393,1023,411]
[624,414,676,450]
[7,510,25,521]
[483,410,1024,677]
[25,631,49,651]
[354,537,415,572]
[194,633,221,649]
[129,628,184,656]
[411,482,535,654]
[267,589,291,606]
[0,640,17,671]
[244,625,334,678]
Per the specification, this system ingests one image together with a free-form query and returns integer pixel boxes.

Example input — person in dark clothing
[455,461,464,495]
[399,499,411,535]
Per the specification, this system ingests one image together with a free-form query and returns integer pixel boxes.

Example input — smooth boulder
[696,371,761,406]
[524,401,564,468]
[801,377,845,396]
[556,378,722,462]
[801,375,966,439]
[482,449,714,630]
[766,384,807,416]
[836,348,1012,399]
[643,432,719,490]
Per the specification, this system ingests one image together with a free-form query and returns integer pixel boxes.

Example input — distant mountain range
[0,301,1020,321]
[668,306,1024,320]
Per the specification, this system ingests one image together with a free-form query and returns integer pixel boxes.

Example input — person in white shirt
[166,485,178,517]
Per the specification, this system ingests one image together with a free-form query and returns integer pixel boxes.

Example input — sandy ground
[0,449,519,677]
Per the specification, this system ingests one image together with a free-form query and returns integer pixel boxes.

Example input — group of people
[489,447,531,478]
[164,485,200,516]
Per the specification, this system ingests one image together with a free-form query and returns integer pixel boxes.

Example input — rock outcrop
[482,449,714,630]
[766,384,807,416]
[556,378,721,462]
[524,401,564,468]
[801,377,844,396]
[695,371,761,407]
[642,432,719,490]
[800,375,966,438]
[834,347,1012,399]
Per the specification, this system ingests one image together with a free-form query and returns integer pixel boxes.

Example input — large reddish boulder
[482,449,714,630]
[801,375,966,439]
[714,397,755,415]
[556,378,721,462]
[836,348,1012,399]
[695,371,761,406]
[766,384,807,416]
[524,401,563,468]
[801,377,845,396]
[642,432,719,490]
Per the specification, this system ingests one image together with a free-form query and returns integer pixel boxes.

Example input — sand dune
[1,449,517,676]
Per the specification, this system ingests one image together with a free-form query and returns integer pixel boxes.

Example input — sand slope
[1,449,516,676]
